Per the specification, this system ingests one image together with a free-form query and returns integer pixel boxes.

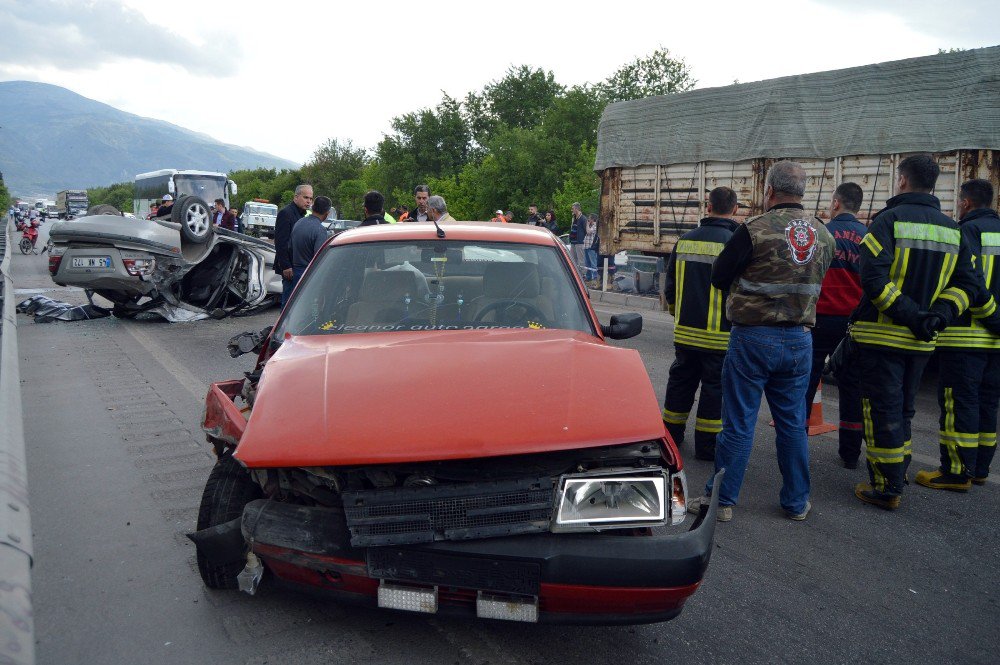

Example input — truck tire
[172,195,214,244]
[195,454,262,589]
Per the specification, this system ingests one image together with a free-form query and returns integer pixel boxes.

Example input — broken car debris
[46,197,282,322]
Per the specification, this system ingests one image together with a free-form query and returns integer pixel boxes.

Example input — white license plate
[72,256,112,268]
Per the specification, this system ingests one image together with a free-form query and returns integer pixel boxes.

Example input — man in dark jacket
[274,184,312,306]
[290,196,333,288]
[916,179,1000,490]
[212,199,237,231]
[850,155,979,510]
[407,185,430,222]
[154,194,174,218]
[806,183,868,468]
[569,203,587,274]
[688,161,834,523]
[360,190,390,227]
[526,204,542,226]
[662,187,740,461]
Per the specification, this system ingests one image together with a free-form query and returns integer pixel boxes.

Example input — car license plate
[72,256,112,268]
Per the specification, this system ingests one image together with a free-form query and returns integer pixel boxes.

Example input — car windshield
[276,240,594,337]
[174,175,227,203]
[247,204,277,216]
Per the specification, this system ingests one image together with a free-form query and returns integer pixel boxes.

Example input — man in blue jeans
[687,161,834,522]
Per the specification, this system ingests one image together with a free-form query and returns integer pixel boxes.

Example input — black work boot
[854,482,901,510]
[914,469,971,492]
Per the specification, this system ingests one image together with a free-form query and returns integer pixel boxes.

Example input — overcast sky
[1,0,997,165]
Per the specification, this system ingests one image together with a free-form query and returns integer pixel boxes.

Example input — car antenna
[432,215,446,239]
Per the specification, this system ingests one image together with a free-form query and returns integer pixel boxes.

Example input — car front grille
[342,477,555,547]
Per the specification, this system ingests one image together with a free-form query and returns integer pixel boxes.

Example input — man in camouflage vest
[687,161,834,523]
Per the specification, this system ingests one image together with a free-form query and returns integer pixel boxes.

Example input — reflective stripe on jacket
[937,208,1000,352]
[851,192,979,354]
[664,217,738,352]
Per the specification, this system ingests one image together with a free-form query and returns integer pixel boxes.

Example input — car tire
[195,454,262,589]
[87,204,121,216]
[172,195,213,244]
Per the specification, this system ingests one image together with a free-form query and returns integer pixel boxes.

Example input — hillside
[0,81,298,197]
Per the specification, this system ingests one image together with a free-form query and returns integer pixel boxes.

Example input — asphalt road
[13,224,1000,664]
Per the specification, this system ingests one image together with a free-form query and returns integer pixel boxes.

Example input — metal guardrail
[0,214,34,665]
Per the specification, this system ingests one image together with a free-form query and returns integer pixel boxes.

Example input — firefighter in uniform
[806,183,868,468]
[688,162,834,522]
[916,179,1000,490]
[662,187,740,460]
[851,155,979,510]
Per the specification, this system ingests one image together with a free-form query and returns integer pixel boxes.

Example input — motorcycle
[18,218,41,254]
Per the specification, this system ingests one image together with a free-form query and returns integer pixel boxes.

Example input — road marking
[121,320,207,401]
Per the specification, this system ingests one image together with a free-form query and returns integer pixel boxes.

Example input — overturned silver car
[47,196,282,321]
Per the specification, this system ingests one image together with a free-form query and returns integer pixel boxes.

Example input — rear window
[276,240,593,337]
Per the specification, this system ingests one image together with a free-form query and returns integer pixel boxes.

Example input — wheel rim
[185,203,210,237]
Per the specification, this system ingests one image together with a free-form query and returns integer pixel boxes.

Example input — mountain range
[0,81,298,198]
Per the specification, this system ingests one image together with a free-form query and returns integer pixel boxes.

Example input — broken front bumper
[202,473,721,624]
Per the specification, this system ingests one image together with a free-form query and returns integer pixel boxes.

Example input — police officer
[806,183,868,469]
[662,187,740,461]
[688,161,834,522]
[851,154,979,510]
[915,179,1000,490]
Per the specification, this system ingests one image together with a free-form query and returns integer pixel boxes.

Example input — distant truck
[242,199,279,238]
[595,46,1000,269]
[56,190,89,219]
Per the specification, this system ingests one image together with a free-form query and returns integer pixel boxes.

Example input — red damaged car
[191,222,720,624]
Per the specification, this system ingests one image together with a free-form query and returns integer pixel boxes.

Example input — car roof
[330,222,562,247]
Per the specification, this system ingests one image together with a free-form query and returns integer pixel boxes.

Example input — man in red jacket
[806,183,868,468]
[212,198,237,231]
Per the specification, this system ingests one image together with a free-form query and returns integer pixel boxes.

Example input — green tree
[459,125,576,221]
[0,176,10,213]
[552,145,600,231]
[88,181,135,213]
[300,138,368,214]
[336,179,371,220]
[465,66,564,147]
[597,47,695,103]
[540,85,605,150]
[372,94,472,209]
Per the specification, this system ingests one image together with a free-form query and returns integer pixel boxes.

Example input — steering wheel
[473,299,549,327]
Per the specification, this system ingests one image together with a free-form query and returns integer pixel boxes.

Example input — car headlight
[552,470,669,532]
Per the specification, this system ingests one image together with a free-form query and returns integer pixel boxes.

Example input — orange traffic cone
[769,380,838,436]
[806,381,837,436]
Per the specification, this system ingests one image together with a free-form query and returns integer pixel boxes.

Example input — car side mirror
[227,326,273,358]
[601,313,642,340]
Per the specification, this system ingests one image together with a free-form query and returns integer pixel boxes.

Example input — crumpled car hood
[235,329,665,467]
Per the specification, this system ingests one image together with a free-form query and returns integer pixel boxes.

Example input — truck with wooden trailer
[595,45,1000,305]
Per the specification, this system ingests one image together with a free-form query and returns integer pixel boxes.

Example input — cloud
[811,0,999,47]
[0,0,240,76]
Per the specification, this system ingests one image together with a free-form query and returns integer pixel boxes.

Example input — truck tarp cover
[594,46,1000,171]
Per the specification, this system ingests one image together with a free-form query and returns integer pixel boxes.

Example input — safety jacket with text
[851,193,979,353]
[936,207,1000,352]
[664,217,739,352]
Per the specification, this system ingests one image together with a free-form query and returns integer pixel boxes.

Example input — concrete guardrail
[0,214,34,665]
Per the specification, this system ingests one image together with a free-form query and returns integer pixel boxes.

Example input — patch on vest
[784,219,818,265]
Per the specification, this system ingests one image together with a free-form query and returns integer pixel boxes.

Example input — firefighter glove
[910,311,945,342]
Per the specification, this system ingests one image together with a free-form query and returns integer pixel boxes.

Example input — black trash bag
[17,295,111,322]
[824,334,858,380]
